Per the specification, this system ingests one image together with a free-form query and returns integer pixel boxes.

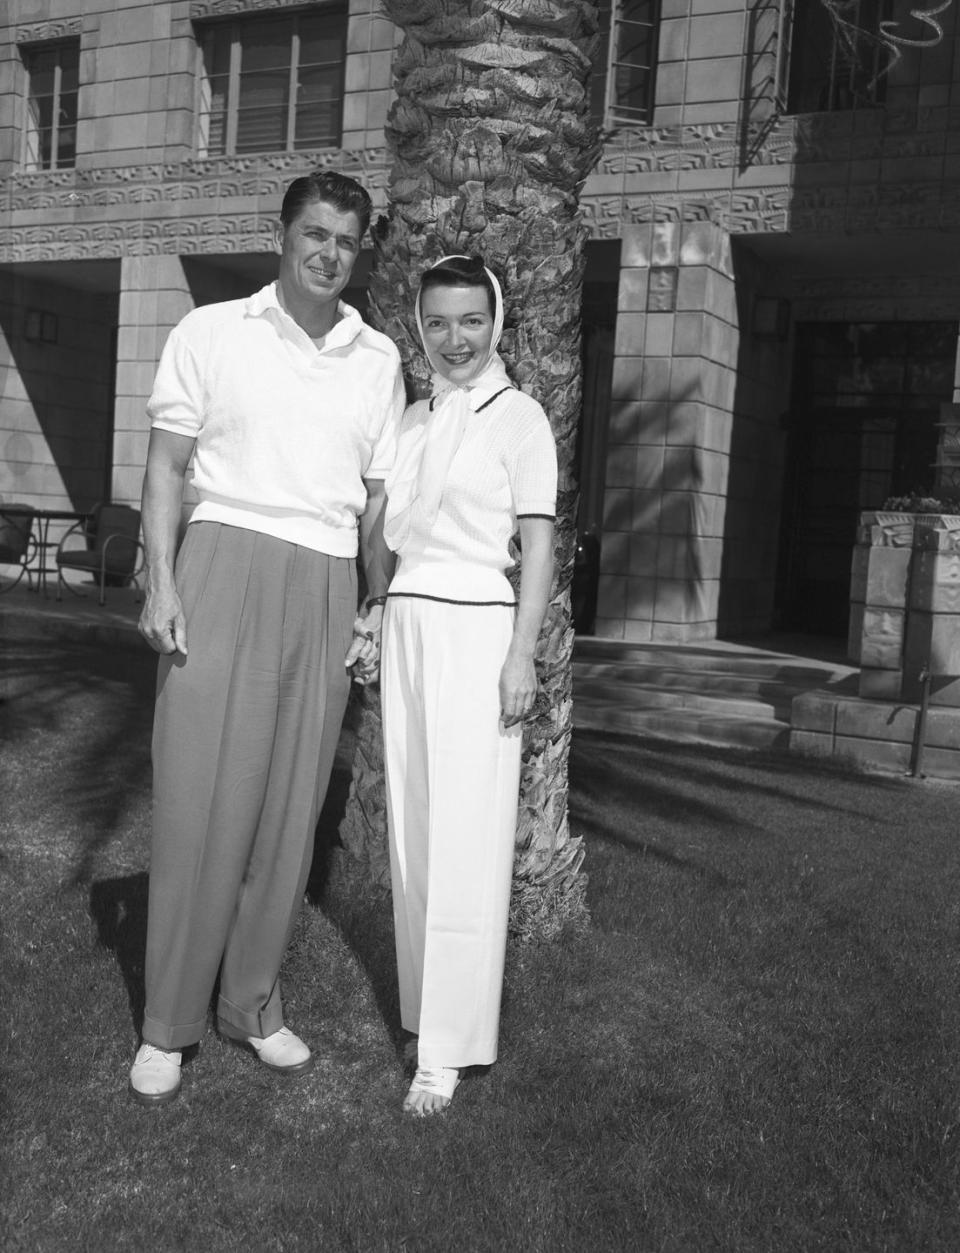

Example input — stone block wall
[343,0,399,151]
[792,688,960,781]
[111,255,194,506]
[82,3,194,167]
[656,0,746,129]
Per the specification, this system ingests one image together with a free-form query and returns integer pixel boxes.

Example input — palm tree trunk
[335,0,600,939]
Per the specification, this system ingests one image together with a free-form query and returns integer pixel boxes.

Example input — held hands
[345,600,384,686]
[499,648,537,727]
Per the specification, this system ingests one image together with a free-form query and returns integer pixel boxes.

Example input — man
[129,171,404,1105]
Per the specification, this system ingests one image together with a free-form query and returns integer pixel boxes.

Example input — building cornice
[16,17,83,44]
[189,0,329,17]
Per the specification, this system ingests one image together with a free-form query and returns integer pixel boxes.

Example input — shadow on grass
[307,759,351,902]
[1,634,155,884]
[83,750,375,1042]
[318,882,402,1055]
[307,766,403,1055]
[570,726,906,851]
[89,871,148,1033]
[82,751,401,1054]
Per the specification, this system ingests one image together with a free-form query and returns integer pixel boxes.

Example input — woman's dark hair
[418,256,497,319]
[280,171,373,236]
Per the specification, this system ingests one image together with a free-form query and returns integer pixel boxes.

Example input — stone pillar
[111,255,194,504]
[596,219,735,643]
[903,518,960,705]
[851,511,960,706]
[851,512,914,700]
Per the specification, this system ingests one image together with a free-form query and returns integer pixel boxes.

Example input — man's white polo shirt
[147,282,405,558]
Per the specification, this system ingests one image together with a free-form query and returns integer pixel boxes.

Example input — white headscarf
[384,256,513,551]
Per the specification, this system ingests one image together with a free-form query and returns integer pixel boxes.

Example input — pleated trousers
[381,596,522,1069]
[142,522,355,1050]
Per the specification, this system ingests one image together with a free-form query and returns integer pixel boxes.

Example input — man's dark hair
[418,255,497,319]
[280,171,373,237]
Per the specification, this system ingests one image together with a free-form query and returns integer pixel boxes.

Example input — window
[590,0,660,127]
[197,8,346,157]
[787,0,891,113]
[21,40,80,170]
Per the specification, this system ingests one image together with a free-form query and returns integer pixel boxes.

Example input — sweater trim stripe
[386,592,516,607]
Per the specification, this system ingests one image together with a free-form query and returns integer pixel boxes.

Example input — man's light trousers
[142,522,355,1050]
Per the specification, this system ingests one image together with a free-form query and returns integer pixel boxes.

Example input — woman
[380,255,557,1116]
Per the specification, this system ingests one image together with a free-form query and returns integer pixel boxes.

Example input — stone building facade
[2,0,959,643]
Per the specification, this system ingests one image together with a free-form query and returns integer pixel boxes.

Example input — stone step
[574,639,855,685]
[573,676,783,721]
[571,696,791,750]
[571,636,855,750]
[572,662,854,713]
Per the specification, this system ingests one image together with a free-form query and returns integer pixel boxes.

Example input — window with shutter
[196,7,346,157]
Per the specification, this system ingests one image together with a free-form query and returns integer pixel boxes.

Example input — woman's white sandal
[403,1066,460,1116]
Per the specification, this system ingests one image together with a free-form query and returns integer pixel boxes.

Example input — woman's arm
[499,516,555,727]
[138,427,196,656]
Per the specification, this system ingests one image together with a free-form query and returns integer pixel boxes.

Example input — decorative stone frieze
[1,212,278,260]
[189,0,310,16]
[724,189,789,232]
[0,148,391,241]
[4,103,960,254]
[595,103,960,180]
[597,121,789,176]
[16,18,83,43]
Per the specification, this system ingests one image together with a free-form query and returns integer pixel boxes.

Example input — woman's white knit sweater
[387,387,557,605]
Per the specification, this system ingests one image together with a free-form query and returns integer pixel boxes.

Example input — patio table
[5,507,91,598]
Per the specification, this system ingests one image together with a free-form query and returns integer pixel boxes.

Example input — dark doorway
[776,319,958,635]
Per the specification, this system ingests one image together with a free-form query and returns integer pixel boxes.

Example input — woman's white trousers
[382,596,522,1069]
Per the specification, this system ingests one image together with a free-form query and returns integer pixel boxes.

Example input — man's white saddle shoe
[222,1024,313,1075]
[129,1043,182,1106]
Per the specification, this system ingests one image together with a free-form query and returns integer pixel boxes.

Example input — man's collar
[246,282,363,348]
[245,282,283,318]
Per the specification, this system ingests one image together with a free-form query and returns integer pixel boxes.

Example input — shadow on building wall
[597,374,713,640]
[0,265,120,509]
[716,241,791,639]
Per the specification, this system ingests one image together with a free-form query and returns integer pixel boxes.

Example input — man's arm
[345,477,396,681]
[358,477,395,604]
[138,427,196,656]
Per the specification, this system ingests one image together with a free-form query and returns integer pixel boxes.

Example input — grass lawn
[2,631,959,1252]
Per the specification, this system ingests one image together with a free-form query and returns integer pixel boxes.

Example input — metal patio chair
[55,503,145,606]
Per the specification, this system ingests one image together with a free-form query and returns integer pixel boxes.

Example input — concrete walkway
[0,581,143,650]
